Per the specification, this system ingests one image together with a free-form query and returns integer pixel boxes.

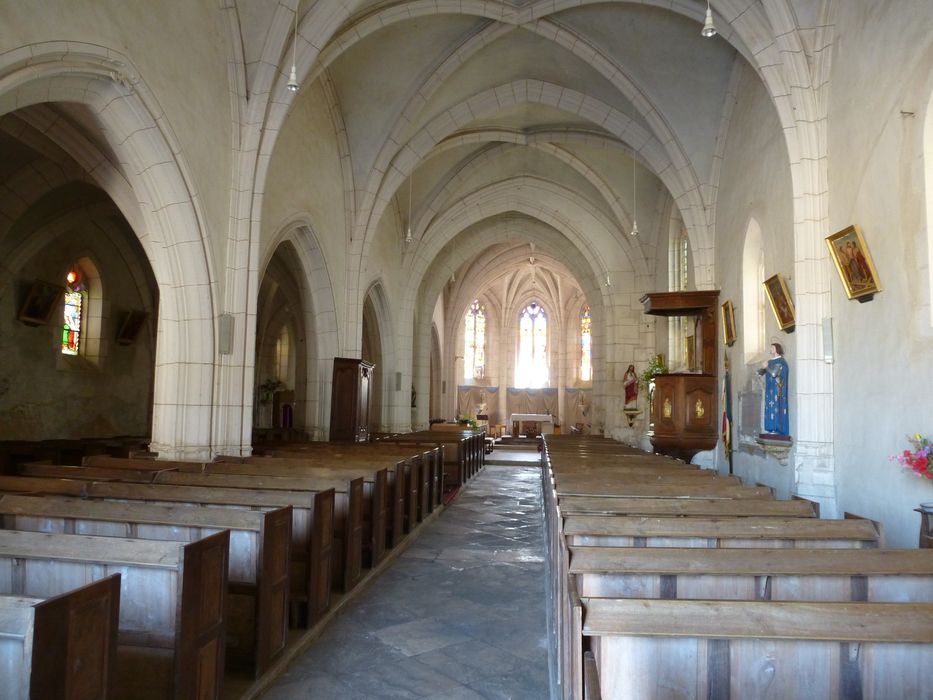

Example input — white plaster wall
[557,4,737,183]
[713,63,795,498]
[825,2,933,546]
[0,1,233,288]
[263,80,348,336]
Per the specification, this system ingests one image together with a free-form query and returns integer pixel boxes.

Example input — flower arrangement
[456,415,478,430]
[890,434,932,480]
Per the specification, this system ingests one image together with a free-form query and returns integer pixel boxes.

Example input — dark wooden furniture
[330,358,374,443]
[918,507,933,549]
[650,372,718,460]
[0,575,121,700]
[640,290,719,459]
[0,529,229,700]
[0,493,292,678]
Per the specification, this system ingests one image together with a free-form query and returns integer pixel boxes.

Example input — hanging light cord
[406,169,413,242]
[631,148,639,236]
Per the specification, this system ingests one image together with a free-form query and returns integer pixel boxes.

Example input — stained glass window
[580,305,592,382]
[516,302,548,388]
[62,271,84,355]
[463,300,486,381]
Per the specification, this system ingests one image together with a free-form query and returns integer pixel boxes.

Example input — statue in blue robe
[759,343,789,435]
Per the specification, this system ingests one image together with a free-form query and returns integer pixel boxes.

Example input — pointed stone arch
[261,216,340,440]
[0,43,218,458]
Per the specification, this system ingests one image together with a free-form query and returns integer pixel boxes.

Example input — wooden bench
[2,474,335,627]
[256,446,438,527]
[210,455,396,557]
[0,529,229,699]
[0,575,121,700]
[561,515,881,549]
[21,463,359,596]
[0,493,291,677]
[557,495,818,518]
[570,546,933,601]
[377,433,476,486]
[553,478,773,499]
[584,598,933,699]
[252,443,445,512]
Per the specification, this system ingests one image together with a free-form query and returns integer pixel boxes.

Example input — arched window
[742,219,766,361]
[274,325,291,386]
[580,305,592,382]
[463,300,486,381]
[516,302,548,388]
[62,268,85,355]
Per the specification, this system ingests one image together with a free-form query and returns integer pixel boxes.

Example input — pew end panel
[584,598,933,700]
[12,574,121,700]
[175,530,230,700]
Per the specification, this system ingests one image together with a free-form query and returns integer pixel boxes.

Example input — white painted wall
[714,62,796,498]
[824,2,933,546]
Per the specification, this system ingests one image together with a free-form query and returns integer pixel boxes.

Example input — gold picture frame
[763,273,795,331]
[684,335,696,371]
[721,300,736,346]
[825,224,881,301]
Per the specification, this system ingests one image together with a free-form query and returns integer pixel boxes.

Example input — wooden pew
[557,495,818,518]
[234,457,406,548]
[377,434,471,487]
[562,515,881,549]
[254,443,445,512]
[0,575,120,700]
[149,471,364,592]
[584,598,933,699]
[0,529,229,700]
[0,494,291,677]
[570,546,933,601]
[2,474,335,627]
[210,455,396,556]
[256,447,436,526]
[553,478,773,499]
[0,474,87,496]
[21,464,360,596]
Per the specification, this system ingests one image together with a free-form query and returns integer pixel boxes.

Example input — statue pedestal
[756,433,792,464]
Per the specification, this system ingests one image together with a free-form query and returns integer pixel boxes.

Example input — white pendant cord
[405,169,413,243]
[287,9,299,91]
[631,149,639,236]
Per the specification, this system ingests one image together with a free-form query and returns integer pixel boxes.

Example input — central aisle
[261,464,550,699]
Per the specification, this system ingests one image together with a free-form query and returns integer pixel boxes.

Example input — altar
[510,413,554,436]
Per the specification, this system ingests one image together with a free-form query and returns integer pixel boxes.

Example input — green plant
[457,415,478,430]
[258,378,283,403]
[638,355,668,390]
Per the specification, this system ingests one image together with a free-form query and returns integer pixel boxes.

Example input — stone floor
[260,463,550,699]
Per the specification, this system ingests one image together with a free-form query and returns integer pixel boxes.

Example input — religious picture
[721,300,736,346]
[763,273,795,331]
[825,224,882,301]
[758,342,789,436]
[17,279,64,326]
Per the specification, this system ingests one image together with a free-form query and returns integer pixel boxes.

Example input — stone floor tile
[260,464,548,699]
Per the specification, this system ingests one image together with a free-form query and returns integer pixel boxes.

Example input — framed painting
[763,273,795,331]
[684,335,696,371]
[721,300,736,346]
[17,279,63,326]
[115,310,149,345]
[825,224,881,301]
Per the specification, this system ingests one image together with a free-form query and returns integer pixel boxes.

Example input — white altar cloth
[509,413,554,436]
